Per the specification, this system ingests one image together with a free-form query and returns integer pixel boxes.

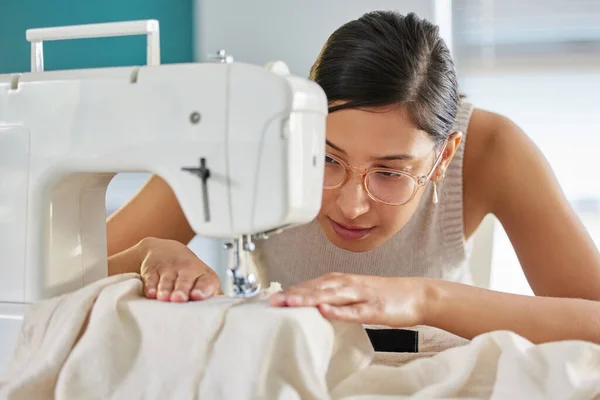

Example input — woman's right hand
[136,237,222,302]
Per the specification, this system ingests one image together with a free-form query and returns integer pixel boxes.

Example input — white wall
[194,0,438,76]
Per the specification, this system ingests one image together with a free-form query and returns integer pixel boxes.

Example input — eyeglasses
[323,141,448,206]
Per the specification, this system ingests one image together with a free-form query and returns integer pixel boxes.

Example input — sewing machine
[0,20,327,372]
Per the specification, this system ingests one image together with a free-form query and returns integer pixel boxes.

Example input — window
[453,0,600,294]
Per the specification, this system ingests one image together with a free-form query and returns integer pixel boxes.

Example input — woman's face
[316,106,454,253]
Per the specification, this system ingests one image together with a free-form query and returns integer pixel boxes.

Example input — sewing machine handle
[25,20,161,72]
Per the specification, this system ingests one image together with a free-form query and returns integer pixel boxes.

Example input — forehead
[325,106,434,159]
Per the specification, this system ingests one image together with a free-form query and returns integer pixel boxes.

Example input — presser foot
[227,269,261,298]
[224,235,261,298]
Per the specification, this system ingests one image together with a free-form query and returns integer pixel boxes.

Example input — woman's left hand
[269,272,429,327]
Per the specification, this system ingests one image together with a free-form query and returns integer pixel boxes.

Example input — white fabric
[369,324,470,366]
[2,274,600,399]
[333,333,600,399]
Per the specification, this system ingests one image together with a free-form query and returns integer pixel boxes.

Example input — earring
[432,181,439,205]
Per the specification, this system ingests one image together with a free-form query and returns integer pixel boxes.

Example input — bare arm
[465,109,600,300]
[425,278,600,344]
[106,175,195,257]
[107,242,142,275]
[106,177,222,302]
[271,273,600,344]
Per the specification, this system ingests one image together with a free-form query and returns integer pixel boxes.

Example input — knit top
[253,101,475,290]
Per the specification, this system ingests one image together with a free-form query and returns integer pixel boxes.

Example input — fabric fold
[2,275,600,400]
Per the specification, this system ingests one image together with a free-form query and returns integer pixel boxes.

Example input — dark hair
[309,11,459,145]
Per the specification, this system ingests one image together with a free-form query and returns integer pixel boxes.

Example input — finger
[289,273,347,291]
[270,287,316,307]
[286,286,363,307]
[318,302,372,323]
[170,272,198,302]
[156,270,177,301]
[270,274,349,307]
[271,285,364,308]
[142,271,159,299]
[190,273,221,301]
[269,292,288,307]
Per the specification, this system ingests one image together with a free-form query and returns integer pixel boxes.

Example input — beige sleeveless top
[253,101,475,290]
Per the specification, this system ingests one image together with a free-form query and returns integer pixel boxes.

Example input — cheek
[319,189,337,212]
[374,192,425,235]
[376,206,409,232]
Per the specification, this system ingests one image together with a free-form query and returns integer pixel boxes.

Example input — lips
[329,218,374,240]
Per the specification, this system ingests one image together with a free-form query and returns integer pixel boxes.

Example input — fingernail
[289,295,303,305]
[147,288,156,296]
[172,291,188,302]
[191,289,206,298]
[270,293,285,303]
[158,291,169,299]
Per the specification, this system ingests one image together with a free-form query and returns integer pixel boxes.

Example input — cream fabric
[2,274,600,399]
[333,332,600,400]
[369,325,470,367]
[0,274,371,400]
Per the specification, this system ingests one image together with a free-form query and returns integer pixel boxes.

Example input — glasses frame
[323,140,449,206]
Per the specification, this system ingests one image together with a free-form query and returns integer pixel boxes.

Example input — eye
[325,155,340,164]
[376,170,404,179]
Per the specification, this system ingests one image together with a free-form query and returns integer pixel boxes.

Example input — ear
[435,131,463,181]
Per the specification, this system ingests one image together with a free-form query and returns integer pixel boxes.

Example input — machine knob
[208,49,234,63]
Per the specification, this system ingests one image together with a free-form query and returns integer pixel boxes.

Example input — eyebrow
[326,140,414,161]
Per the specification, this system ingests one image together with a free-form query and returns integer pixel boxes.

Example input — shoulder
[464,107,518,147]
[461,108,528,236]
[463,107,532,184]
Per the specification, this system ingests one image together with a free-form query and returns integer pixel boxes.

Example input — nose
[336,174,370,220]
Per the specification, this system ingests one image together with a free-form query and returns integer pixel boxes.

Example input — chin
[329,236,378,252]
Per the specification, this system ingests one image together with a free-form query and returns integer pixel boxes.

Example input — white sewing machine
[0,20,327,372]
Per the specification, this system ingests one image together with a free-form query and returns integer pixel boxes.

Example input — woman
[107,11,600,347]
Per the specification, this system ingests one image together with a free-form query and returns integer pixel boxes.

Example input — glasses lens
[365,170,416,205]
[323,155,346,189]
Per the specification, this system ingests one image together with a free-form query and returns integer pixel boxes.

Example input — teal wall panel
[0,0,194,73]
